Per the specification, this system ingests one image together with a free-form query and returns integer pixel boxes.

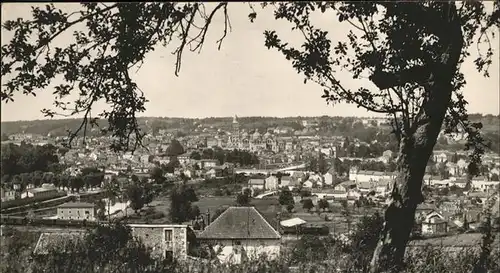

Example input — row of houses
[1,184,60,202]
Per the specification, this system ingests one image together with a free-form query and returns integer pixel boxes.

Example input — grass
[133,186,382,234]
[126,195,282,225]
[0,228,41,273]
[409,232,500,246]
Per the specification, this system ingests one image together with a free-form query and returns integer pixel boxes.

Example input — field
[409,232,500,247]
[146,195,282,225]
[135,190,379,236]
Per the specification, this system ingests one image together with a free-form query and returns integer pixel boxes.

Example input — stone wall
[173,226,187,257]
[130,225,188,259]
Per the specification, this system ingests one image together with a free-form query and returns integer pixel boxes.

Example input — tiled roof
[248,179,265,185]
[416,203,438,211]
[197,207,281,240]
[34,232,85,255]
[58,202,95,208]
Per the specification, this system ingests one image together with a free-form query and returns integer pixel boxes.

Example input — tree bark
[108,200,111,222]
[369,4,464,273]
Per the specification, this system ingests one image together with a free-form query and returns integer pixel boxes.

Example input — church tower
[232,115,240,147]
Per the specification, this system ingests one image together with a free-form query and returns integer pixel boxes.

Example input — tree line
[190,148,259,166]
[1,143,62,177]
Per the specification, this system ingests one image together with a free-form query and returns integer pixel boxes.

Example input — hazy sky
[1,3,499,122]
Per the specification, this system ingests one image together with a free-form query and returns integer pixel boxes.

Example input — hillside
[2,114,498,136]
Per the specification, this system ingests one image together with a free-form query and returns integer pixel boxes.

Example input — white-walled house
[434,152,449,163]
[312,188,360,200]
[324,172,333,186]
[421,211,448,236]
[471,178,499,192]
[302,180,314,188]
[197,207,281,264]
[183,169,192,178]
[375,179,391,196]
[309,174,323,182]
[456,159,468,174]
[349,167,395,183]
[265,176,279,191]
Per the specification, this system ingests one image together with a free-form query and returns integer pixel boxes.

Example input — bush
[289,235,337,264]
[213,188,224,196]
[144,211,165,221]
[252,187,264,197]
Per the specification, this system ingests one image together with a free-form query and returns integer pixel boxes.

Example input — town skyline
[1,2,499,122]
[1,112,499,124]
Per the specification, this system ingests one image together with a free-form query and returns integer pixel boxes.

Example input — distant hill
[1,114,498,138]
[0,116,337,137]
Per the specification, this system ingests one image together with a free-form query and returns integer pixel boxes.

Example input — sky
[1,2,499,122]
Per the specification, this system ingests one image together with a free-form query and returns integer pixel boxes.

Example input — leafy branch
[1,3,232,151]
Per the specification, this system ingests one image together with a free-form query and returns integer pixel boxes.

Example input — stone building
[57,202,97,221]
[227,115,286,153]
[129,224,193,260]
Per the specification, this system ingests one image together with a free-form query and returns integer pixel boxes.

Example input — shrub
[214,188,224,196]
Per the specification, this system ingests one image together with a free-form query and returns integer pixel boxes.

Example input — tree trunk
[369,93,456,269]
[108,200,111,222]
[369,6,464,272]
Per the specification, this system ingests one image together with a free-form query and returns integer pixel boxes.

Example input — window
[85,210,89,214]
[165,250,174,261]
[164,229,173,242]
[233,240,241,254]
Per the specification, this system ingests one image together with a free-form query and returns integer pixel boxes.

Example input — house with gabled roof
[421,211,448,236]
[248,178,265,191]
[196,206,281,264]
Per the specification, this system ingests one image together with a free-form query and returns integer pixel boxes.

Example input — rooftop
[58,202,96,209]
[197,206,281,240]
[28,187,57,193]
[248,178,265,185]
[33,232,85,255]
